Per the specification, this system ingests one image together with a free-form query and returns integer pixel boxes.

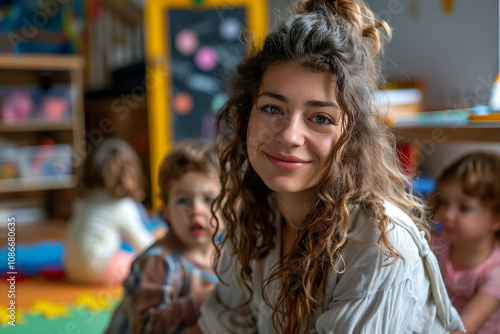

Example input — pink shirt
[433,234,500,334]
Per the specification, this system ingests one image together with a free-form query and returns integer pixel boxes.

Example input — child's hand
[190,275,216,309]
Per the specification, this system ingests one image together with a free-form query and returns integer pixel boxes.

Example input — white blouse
[199,201,464,333]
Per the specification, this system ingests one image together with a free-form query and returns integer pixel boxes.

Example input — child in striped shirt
[106,138,223,334]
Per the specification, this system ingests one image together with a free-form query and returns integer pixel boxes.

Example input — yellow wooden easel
[144,0,267,208]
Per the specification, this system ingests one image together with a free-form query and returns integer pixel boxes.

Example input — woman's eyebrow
[257,91,340,109]
[257,91,288,103]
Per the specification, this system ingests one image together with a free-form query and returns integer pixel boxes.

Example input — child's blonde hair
[82,138,144,201]
[432,152,500,238]
[158,138,218,204]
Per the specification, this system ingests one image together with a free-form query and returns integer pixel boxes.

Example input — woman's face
[246,61,344,198]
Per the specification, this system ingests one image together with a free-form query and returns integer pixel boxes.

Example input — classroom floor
[0,272,123,333]
[0,220,123,333]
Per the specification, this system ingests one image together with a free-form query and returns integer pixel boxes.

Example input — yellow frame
[145,0,267,209]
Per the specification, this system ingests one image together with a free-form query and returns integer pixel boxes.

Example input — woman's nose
[275,114,305,147]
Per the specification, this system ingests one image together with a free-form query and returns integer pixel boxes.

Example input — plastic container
[18,144,73,182]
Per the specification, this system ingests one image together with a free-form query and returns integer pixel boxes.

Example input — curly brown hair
[82,138,144,201]
[212,0,429,332]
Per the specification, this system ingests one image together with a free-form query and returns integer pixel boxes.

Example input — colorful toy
[1,89,34,123]
[39,96,69,122]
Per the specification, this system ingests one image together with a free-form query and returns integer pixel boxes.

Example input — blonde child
[185,0,464,333]
[106,138,222,334]
[64,138,154,284]
[432,152,500,334]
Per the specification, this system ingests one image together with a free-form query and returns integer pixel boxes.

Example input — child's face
[246,61,343,197]
[164,171,221,251]
[435,180,500,245]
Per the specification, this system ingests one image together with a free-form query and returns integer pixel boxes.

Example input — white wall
[365,0,500,175]
[267,1,500,176]
[269,0,499,110]
[369,0,498,110]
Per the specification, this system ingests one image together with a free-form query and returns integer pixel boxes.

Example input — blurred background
[0,0,499,332]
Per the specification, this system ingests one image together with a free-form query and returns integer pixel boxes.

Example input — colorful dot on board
[219,18,241,41]
[174,92,194,116]
[175,29,199,56]
[194,46,219,72]
[211,93,228,113]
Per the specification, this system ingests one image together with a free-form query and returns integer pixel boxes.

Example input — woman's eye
[312,115,333,125]
[261,105,281,114]
[204,196,214,204]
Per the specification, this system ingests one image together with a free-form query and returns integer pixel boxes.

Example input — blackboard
[145,0,268,208]
[168,8,247,141]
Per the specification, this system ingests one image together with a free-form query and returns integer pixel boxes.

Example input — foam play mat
[0,240,123,333]
[0,275,122,333]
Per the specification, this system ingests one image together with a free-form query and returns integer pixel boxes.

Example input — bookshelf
[0,54,84,220]
[395,122,500,142]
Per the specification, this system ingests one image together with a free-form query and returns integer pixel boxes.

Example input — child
[185,0,465,333]
[432,152,500,334]
[64,138,154,284]
[106,138,222,334]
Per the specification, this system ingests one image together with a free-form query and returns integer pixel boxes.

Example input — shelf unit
[0,54,84,220]
[395,122,500,142]
[393,117,500,195]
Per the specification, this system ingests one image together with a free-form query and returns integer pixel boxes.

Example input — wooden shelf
[0,120,74,132]
[0,176,76,193]
[0,54,84,71]
[395,122,500,142]
[0,53,84,221]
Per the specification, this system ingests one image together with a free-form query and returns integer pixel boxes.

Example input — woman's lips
[266,153,309,170]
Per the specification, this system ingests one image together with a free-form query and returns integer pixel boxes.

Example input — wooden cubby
[0,54,84,221]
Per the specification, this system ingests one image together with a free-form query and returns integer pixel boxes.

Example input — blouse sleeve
[312,203,464,334]
[198,242,257,334]
[312,226,423,334]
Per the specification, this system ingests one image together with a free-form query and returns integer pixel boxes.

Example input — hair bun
[296,0,324,13]
[295,0,391,56]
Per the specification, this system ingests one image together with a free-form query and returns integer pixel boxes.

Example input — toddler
[106,138,222,334]
[432,152,500,334]
[64,138,154,284]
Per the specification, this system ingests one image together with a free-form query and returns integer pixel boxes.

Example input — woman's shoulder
[346,201,422,261]
[349,201,418,238]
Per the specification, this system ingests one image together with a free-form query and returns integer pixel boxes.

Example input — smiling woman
[187,1,466,333]
[247,61,343,198]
